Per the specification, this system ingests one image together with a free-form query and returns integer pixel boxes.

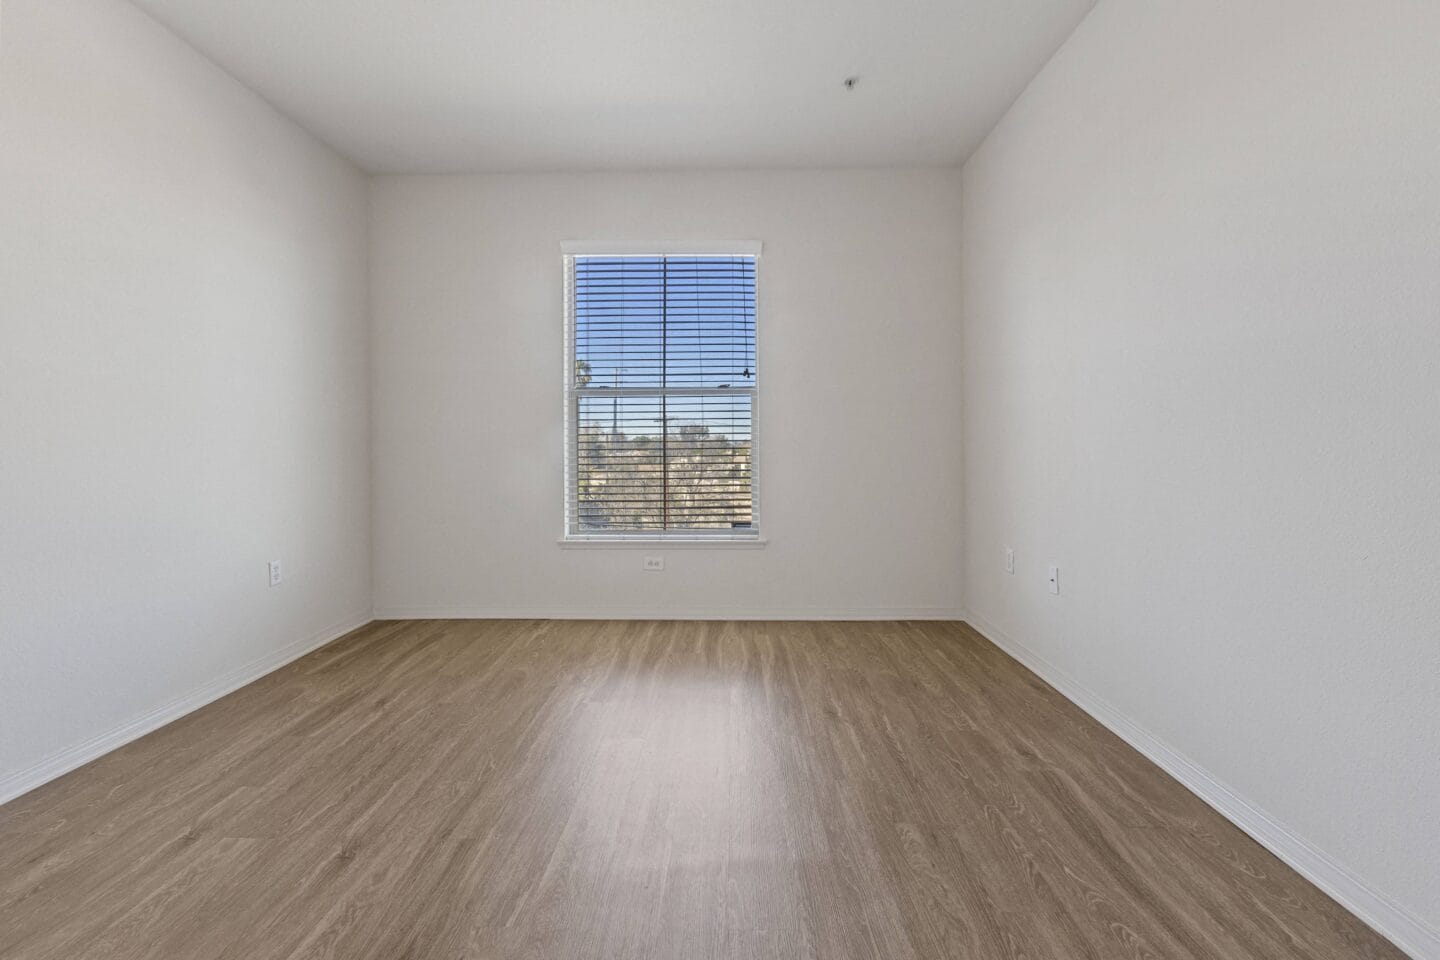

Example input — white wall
[0,0,372,797]
[370,169,965,618]
[961,0,1440,952]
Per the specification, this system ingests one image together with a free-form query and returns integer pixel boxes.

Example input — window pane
[660,257,756,390]
[574,393,753,533]
[574,257,664,390]
[664,394,753,529]
[574,256,755,390]
[576,395,666,531]
[569,254,757,537]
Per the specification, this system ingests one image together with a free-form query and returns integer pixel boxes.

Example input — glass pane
[575,394,666,531]
[664,393,753,529]
[574,393,753,532]
[660,257,756,390]
[574,256,756,391]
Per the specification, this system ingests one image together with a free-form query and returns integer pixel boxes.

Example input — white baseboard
[0,612,373,807]
[963,611,1440,960]
[372,605,968,622]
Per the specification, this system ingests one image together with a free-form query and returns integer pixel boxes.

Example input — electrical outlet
[1047,564,1059,595]
[643,556,664,571]
[268,559,283,587]
[1005,548,1014,574]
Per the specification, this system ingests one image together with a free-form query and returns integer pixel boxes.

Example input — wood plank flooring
[0,620,1404,959]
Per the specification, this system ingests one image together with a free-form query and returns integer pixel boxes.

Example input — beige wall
[370,169,965,618]
[0,0,372,795]
[961,0,1440,950]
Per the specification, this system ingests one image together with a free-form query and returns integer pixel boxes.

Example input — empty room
[2,0,1437,956]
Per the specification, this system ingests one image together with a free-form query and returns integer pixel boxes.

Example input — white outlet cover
[643,556,664,571]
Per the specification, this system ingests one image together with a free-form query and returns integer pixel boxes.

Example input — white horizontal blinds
[570,255,757,538]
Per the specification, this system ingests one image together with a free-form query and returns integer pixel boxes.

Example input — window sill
[557,537,767,550]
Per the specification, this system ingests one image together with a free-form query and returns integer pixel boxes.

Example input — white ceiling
[128,0,1096,174]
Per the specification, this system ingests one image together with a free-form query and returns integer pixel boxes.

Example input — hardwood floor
[0,620,1403,959]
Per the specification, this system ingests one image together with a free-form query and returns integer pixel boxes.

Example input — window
[563,247,760,542]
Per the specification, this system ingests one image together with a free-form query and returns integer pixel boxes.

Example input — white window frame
[560,240,765,548]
